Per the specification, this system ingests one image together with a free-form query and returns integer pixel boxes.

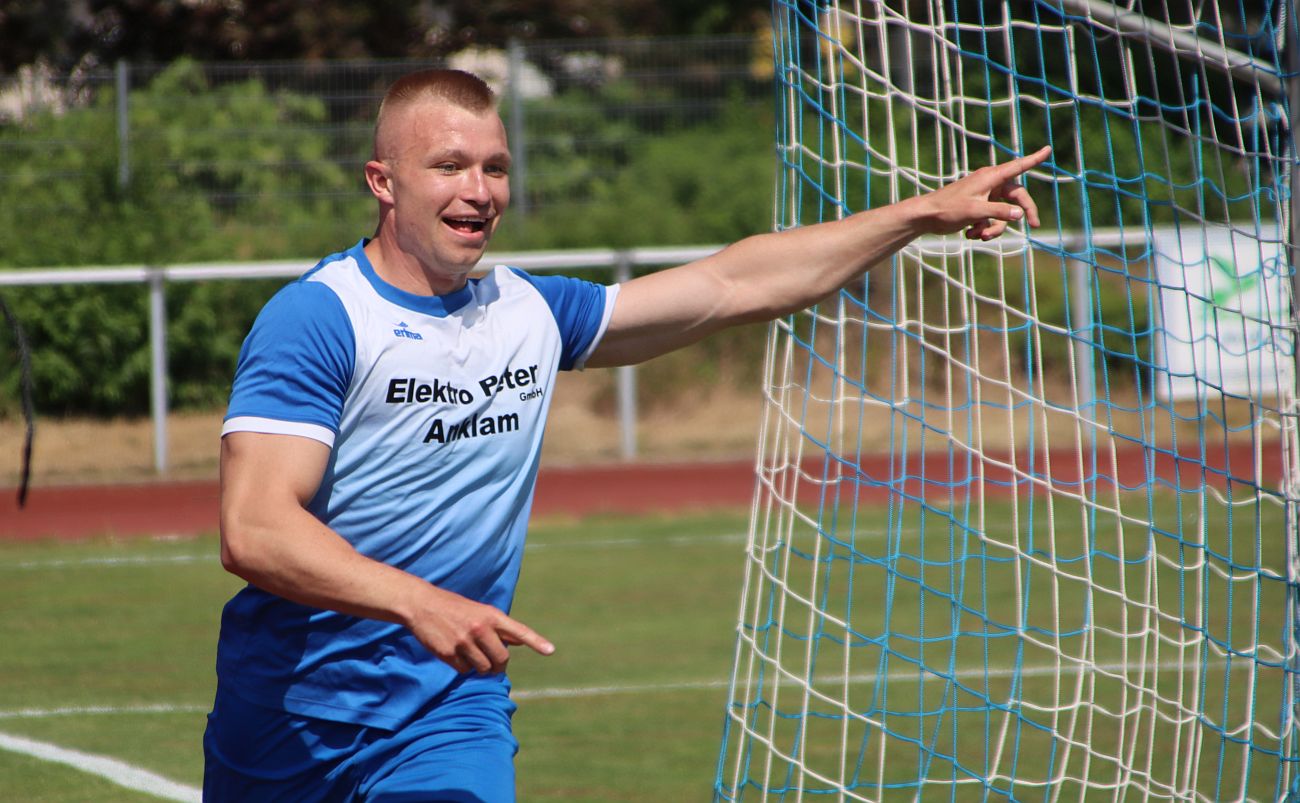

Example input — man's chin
[448,243,490,271]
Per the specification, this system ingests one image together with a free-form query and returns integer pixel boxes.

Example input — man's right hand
[221,431,554,677]
[406,585,555,675]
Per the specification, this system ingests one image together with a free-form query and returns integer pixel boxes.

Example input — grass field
[1,495,1294,801]
[718,490,1294,801]
[0,511,749,802]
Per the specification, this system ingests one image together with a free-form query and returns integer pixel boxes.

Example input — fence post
[148,269,169,474]
[507,38,528,218]
[115,60,130,190]
[614,253,637,460]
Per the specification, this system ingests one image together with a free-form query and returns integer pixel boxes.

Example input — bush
[0,72,778,416]
[0,60,343,414]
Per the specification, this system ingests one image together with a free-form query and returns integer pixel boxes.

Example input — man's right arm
[585,146,1051,368]
[219,430,554,674]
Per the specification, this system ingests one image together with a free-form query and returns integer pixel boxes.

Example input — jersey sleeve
[508,268,619,370]
[222,280,356,447]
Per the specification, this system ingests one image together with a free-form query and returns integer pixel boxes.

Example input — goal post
[716,1,1300,800]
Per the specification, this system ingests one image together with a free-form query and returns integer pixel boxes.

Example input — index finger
[988,145,1052,183]
[497,616,556,656]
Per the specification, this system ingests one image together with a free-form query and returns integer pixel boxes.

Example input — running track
[0,440,1281,542]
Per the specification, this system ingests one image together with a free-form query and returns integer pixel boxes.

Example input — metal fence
[0,228,1125,476]
[0,245,724,473]
[1,36,770,243]
[0,36,773,475]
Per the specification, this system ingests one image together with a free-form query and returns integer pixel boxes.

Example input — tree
[0,0,767,75]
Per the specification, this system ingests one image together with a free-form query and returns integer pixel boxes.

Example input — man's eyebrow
[426,148,512,166]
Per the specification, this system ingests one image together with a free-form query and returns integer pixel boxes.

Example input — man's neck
[364,236,470,296]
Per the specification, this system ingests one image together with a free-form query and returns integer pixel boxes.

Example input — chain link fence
[0,36,778,475]
[1,35,773,255]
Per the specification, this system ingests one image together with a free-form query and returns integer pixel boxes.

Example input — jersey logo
[393,322,424,340]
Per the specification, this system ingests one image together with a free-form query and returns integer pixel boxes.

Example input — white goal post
[716,1,1300,800]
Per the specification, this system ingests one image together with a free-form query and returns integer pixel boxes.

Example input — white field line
[0,522,930,799]
[0,703,208,720]
[0,658,1197,721]
[2,531,755,571]
[4,528,924,571]
[0,533,749,796]
[511,658,1194,700]
[0,730,201,802]
[7,554,211,570]
[0,658,1200,800]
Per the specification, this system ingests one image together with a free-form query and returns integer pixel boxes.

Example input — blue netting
[717,1,1300,800]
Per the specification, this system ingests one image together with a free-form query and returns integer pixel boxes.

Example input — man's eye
[434,163,458,173]
[486,165,509,176]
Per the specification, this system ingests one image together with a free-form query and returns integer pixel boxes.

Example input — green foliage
[166,279,285,409]
[496,100,773,251]
[0,285,151,416]
[128,61,359,257]
[592,104,773,246]
[0,60,344,414]
[0,64,776,416]
[0,103,216,268]
[0,278,283,416]
[500,86,642,214]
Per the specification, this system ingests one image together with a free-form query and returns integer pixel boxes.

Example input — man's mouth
[444,217,488,234]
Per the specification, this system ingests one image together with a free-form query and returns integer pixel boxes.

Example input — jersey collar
[351,239,476,318]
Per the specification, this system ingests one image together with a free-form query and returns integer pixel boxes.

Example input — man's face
[378,100,511,280]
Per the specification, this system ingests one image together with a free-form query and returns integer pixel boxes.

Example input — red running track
[0,441,1282,542]
[0,460,763,542]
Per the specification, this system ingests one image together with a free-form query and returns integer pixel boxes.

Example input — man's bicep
[585,263,733,368]
[221,431,331,512]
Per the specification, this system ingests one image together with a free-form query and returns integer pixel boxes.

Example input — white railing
[0,245,725,473]
[0,229,1195,475]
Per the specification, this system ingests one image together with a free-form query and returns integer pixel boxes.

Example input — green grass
[0,512,749,802]
[0,498,1294,801]
[721,491,1294,800]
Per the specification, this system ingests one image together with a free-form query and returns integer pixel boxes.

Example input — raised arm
[219,431,554,674]
[585,146,1051,368]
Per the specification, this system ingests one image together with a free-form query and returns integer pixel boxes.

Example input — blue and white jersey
[217,239,618,729]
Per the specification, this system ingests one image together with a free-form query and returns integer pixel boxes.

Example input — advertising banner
[1154,225,1293,400]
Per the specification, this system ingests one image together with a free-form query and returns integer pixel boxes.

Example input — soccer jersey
[217,239,618,729]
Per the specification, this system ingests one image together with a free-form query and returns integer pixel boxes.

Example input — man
[205,67,1050,800]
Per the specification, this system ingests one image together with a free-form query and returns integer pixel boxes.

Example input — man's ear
[364,160,393,203]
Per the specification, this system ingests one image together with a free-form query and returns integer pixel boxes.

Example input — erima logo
[393,322,423,340]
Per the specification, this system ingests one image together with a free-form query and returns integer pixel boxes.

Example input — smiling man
[364,73,511,295]
[205,68,1049,801]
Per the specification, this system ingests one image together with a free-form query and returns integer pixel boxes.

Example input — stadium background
[0,6,801,800]
[4,2,1295,800]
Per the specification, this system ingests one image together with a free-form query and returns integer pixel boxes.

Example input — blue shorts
[203,675,518,802]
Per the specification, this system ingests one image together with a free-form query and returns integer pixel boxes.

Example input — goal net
[716,1,1300,800]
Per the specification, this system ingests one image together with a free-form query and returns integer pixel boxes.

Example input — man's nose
[461,168,491,204]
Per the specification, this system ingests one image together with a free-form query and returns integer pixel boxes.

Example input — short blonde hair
[373,69,497,160]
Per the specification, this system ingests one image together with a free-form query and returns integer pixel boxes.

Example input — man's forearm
[708,195,928,323]
[219,427,554,674]
[582,147,1047,370]
[220,502,432,628]
[220,503,552,674]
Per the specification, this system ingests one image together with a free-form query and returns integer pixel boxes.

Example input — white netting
[716,2,1300,800]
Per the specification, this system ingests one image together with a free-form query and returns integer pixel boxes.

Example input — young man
[205,68,1050,800]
